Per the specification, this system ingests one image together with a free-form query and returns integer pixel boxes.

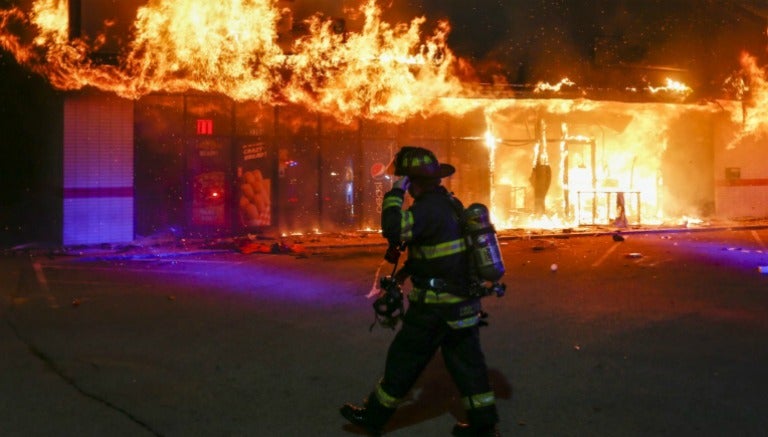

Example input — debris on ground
[237,239,306,255]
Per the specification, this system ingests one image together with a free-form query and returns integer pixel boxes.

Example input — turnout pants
[377,301,499,427]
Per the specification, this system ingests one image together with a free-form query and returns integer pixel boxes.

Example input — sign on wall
[238,141,272,228]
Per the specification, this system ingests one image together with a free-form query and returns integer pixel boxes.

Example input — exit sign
[197,119,213,135]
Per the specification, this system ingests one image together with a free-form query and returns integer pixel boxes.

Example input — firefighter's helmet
[389,146,455,179]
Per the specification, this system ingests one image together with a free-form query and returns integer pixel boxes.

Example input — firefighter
[340,146,500,436]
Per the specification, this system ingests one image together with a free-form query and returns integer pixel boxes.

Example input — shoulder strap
[450,195,466,230]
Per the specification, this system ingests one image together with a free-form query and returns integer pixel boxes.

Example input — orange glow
[533,78,575,93]
[283,0,463,123]
[729,52,768,134]
[0,0,465,123]
[484,130,498,149]
[4,2,768,231]
[481,97,724,230]
[646,78,692,99]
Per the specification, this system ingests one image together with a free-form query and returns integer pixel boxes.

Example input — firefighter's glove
[392,176,410,193]
[384,244,401,264]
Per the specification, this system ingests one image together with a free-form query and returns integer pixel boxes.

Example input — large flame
[0,0,465,123]
[124,0,285,100]
[284,1,462,123]
[0,0,93,88]
[729,52,768,134]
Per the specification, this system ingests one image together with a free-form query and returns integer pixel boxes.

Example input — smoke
[405,0,767,92]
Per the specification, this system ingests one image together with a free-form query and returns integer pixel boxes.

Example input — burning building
[2,0,768,246]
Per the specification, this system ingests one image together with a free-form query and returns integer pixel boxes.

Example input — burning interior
[2,0,768,244]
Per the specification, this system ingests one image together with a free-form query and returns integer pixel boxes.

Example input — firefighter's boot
[340,393,395,436]
[452,406,500,437]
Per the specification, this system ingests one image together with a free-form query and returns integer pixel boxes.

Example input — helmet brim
[436,163,455,178]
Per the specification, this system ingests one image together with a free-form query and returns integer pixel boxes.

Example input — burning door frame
[483,99,721,229]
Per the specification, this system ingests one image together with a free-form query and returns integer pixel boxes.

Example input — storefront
[59,89,768,247]
[131,93,490,240]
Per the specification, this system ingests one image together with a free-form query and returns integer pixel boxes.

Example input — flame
[484,124,499,222]
[483,98,724,230]
[0,0,95,89]
[0,0,466,122]
[123,0,286,100]
[484,130,498,149]
[718,51,768,149]
[284,0,463,123]
[728,51,768,133]
[533,77,575,93]
[5,2,768,231]
[646,78,692,98]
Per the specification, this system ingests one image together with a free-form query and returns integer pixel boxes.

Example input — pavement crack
[3,307,164,436]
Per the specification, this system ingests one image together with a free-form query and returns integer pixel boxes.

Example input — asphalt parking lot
[1,227,768,436]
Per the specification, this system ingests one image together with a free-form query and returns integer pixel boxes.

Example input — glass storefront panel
[319,116,359,231]
[186,137,230,232]
[275,105,320,233]
[235,102,276,233]
[446,110,491,208]
[236,137,274,230]
[360,120,399,230]
[361,137,398,231]
[134,95,185,237]
[185,96,233,236]
[134,95,501,238]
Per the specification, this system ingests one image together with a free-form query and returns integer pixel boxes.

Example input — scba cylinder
[463,203,506,281]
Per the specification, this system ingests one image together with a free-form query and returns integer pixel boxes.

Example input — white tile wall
[63,93,134,245]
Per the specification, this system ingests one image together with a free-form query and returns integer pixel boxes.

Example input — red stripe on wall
[716,179,768,187]
[64,187,134,198]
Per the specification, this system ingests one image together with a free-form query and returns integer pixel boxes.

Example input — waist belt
[409,287,467,304]
[407,288,481,328]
